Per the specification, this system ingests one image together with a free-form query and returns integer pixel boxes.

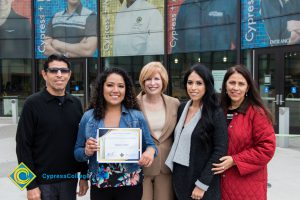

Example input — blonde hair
[139,62,168,93]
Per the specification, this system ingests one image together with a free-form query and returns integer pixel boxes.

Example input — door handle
[273,94,279,105]
[279,94,285,105]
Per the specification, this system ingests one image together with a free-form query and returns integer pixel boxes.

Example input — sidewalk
[0,122,299,199]
[0,123,89,200]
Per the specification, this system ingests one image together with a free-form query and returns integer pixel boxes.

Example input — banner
[35,0,98,58]
[241,0,300,49]
[167,0,184,54]
[101,0,164,57]
[168,0,237,54]
[0,1,31,58]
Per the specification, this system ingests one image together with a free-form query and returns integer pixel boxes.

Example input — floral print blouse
[90,163,143,188]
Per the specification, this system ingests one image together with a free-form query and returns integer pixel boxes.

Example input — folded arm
[51,36,97,57]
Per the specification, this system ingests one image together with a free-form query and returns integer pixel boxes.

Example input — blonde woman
[137,62,180,200]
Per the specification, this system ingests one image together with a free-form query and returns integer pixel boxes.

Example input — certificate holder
[96,128,142,163]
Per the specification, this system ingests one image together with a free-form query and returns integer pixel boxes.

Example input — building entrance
[254,46,300,134]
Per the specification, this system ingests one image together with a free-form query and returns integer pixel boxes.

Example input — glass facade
[0,59,32,116]
[1,0,300,134]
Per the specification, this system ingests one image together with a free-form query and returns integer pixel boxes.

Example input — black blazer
[173,102,228,200]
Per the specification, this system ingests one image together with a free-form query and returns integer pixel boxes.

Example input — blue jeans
[39,179,78,200]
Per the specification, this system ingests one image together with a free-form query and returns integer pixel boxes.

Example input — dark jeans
[91,184,143,200]
[39,179,78,200]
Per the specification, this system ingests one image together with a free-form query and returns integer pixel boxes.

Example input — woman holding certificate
[74,67,157,200]
[165,64,228,200]
[137,62,180,200]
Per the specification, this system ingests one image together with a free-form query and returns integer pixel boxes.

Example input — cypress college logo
[8,163,36,190]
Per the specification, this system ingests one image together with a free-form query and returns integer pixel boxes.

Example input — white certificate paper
[97,128,142,163]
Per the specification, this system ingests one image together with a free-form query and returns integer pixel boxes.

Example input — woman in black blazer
[166,63,228,200]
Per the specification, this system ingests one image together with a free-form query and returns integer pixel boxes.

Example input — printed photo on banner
[35,0,98,59]
[169,0,237,54]
[101,0,164,57]
[241,0,300,49]
[0,0,31,59]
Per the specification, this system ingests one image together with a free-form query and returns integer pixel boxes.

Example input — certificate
[96,128,142,163]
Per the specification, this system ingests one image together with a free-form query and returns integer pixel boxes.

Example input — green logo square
[8,162,36,191]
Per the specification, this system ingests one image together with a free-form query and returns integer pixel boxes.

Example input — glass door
[255,46,300,134]
[255,49,282,132]
[68,60,87,107]
[284,51,300,134]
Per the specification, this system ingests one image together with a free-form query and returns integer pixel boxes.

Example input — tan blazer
[137,93,180,175]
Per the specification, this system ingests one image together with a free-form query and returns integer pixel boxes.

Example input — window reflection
[284,52,300,133]
[170,51,236,101]
[0,59,32,115]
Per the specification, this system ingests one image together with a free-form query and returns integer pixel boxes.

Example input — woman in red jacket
[212,65,276,200]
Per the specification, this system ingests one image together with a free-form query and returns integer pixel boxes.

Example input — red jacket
[221,105,276,200]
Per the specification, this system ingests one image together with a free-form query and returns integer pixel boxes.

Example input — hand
[43,38,60,56]
[77,179,89,196]
[212,156,235,174]
[27,187,41,200]
[287,20,300,44]
[191,186,205,200]
[138,147,155,167]
[289,30,300,45]
[287,20,300,32]
[51,39,63,51]
[85,137,99,157]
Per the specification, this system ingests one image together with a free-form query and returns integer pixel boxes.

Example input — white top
[166,100,202,170]
[113,0,164,56]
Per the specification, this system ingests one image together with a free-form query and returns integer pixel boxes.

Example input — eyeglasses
[46,67,71,74]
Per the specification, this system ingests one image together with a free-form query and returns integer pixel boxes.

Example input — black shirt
[172,0,236,53]
[0,9,31,58]
[16,89,87,189]
[226,108,238,126]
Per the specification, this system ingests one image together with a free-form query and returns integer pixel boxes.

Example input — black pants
[91,184,143,200]
[39,179,78,200]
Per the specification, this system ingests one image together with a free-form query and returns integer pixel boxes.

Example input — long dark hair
[89,67,140,120]
[220,65,273,123]
[183,63,219,150]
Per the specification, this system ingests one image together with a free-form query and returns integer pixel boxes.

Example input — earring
[245,93,248,97]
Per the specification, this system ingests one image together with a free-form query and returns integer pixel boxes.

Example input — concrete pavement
[0,121,90,200]
[0,119,299,199]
